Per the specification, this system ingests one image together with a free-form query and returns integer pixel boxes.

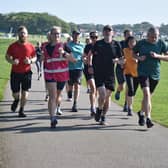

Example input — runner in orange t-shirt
[123,36,139,116]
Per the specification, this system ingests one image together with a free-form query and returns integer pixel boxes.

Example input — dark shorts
[45,79,66,91]
[94,75,115,91]
[10,71,32,93]
[125,75,139,96]
[68,69,83,85]
[138,76,159,94]
[83,64,94,81]
[116,64,125,84]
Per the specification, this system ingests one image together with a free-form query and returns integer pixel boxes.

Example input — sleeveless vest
[43,42,69,81]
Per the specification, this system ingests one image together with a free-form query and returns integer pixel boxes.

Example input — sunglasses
[90,36,98,39]
[104,28,112,32]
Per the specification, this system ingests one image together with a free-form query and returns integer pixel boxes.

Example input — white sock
[140,111,145,116]
[146,112,151,119]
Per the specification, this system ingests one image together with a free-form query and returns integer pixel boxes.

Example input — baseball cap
[72,30,81,35]
[103,25,113,31]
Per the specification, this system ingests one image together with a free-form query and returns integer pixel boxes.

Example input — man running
[6,26,36,117]
[133,27,168,128]
[88,25,123,125]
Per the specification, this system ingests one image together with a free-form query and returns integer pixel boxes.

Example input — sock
[140,111,145,116]
[146,112,151,119]
[68,91,72,99]
[19,107,24,113]
[73,100,77,106]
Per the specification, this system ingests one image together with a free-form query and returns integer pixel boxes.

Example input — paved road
[0,66,168,168]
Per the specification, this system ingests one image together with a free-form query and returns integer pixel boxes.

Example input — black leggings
[125,75,139,96]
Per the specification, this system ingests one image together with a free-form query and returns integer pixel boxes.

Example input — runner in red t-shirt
[6,26,36,117]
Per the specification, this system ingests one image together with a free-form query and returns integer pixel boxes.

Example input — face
[125,31,133,40]
[90,33,98,43]
[72,33,80,42]
[147,31,159,43]
[103,28,113,40]
[50,28,61,42]
[18,28,28,43]
[128,39,136,49]
[85,38,91,44]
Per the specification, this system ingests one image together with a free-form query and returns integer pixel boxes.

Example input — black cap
[72,30,80,35]
[103,25,113,31]
[89,31,98,37]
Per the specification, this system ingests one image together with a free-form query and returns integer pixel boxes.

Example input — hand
[138,55,146,61]
[58,47,64,57]
[118,57,126,65]
[24,57,31,64]
[150,51,158,58]
[13,58,19,65]
[112,58,119,63]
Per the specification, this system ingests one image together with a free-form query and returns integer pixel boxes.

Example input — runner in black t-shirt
[88,25,123,125]
[83,31,98,117]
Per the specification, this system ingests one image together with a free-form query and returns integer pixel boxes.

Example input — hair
[125,36,136,47]
[17,25,28,33]
[123,29,132,37]
[50,26,61,34]
[147,27,159,35]
[89,31,98,37]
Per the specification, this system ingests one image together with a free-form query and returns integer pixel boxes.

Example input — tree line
[0,12,168,36]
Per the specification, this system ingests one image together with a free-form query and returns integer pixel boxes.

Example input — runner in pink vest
[42,26,76,128]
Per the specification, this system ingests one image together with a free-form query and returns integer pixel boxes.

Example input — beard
[19,36,27,43]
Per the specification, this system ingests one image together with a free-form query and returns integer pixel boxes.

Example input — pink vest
[43,42,69,82]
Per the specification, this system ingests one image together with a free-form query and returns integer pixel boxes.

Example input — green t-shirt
[133,39,167,80]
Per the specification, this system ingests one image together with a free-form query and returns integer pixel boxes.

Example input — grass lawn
[0,39,14,100]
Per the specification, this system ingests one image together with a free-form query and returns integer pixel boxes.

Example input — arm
[24,55,37,64]
[5,54,19,65]
[150,51,168,61]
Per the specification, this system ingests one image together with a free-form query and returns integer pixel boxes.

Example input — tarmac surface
[0,65,168,168]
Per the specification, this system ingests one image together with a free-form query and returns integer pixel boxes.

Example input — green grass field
[0,37,168,127]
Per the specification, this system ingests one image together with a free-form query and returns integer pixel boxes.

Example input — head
[50,26,61,43]
[17,26,28,43]
[147,27,159,43]
[89,31,98,43]
[123,29,133,40]
[67,36,72,43]
[36,41,41,47]
[125,36,136,49]
[72,30,80,42]
[103,25,113,41]
[85,37,91,45]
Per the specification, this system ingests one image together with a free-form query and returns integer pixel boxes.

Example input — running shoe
[50,119,58,128]
[72,104,78,112]
[115,91,120,100]
[137,111,145,126]
[94,108,102,122]
[11,99,19,112]
[146,118,154,128]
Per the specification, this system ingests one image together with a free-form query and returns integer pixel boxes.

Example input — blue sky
[1,0,168,26]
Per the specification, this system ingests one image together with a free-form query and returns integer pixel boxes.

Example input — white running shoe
[56,107,63,115]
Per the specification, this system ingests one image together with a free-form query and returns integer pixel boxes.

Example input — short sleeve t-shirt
[67,41,84,70]
[92,39,122,76]
[133,39,168,80]
[7,41,36,73]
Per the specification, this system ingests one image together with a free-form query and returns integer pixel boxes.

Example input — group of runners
[5,24,168,128]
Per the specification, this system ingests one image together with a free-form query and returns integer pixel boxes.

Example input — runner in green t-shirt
[133,27,168,128]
